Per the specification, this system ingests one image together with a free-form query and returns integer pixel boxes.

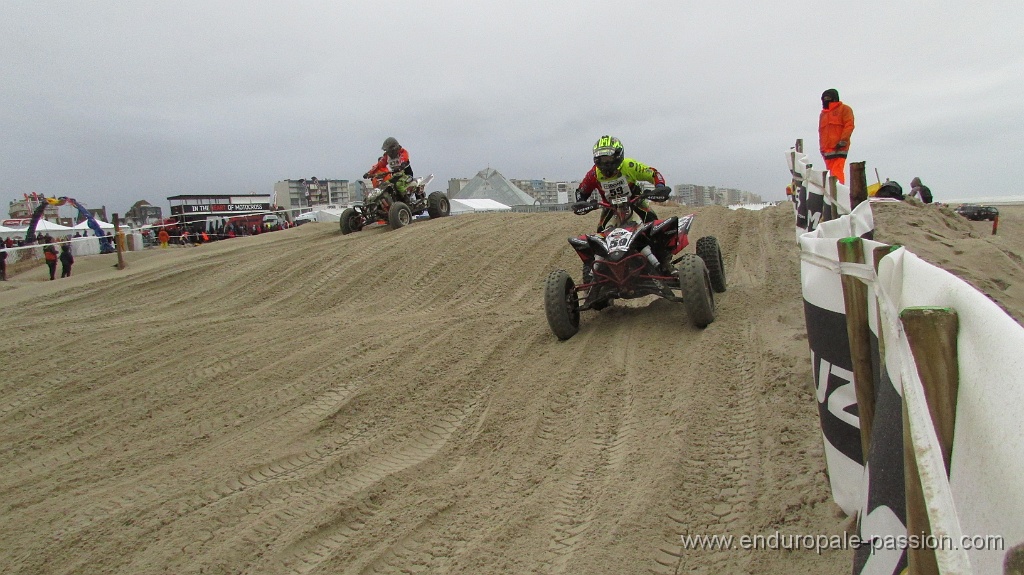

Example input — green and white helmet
[593,135,624,171]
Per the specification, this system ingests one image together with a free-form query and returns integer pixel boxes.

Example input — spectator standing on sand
[43,244,58,280]
[818,88,855,184]
[59,243,74,278]
[908,177,933,204]
[1,247,7,280]
[158,228,170,248]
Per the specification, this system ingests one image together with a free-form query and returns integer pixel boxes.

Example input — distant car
[954,204,999,221]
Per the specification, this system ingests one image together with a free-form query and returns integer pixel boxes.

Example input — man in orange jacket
[818,88,855,184]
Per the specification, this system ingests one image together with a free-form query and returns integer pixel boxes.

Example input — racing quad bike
[339,173,450,234]
[544,188,727,340]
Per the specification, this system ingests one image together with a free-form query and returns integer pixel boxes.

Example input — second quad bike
[340,174,450,234]
[544,188,727,340]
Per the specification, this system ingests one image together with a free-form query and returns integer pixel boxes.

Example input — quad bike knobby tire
[427,192,451,219]
[544,269,580,340]
[388,201,413,230]
[340,208,363,235]
[677,253,716,328]
[696,235,727,293]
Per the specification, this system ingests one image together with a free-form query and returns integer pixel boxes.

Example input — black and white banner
[794,144,1024,572]
[788,148,852,236]
[800,202,908,575]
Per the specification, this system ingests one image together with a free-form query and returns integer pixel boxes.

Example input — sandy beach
[1,202,1021,574]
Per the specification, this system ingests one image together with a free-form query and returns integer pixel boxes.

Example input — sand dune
[3,202,1019,574]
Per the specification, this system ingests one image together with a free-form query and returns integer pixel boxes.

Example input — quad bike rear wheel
[340,208,363,235]
[427,192,451,219]
[544,269,580,340]
[388,201,413,230]
[696,235,727,293]
[677,253,715,328]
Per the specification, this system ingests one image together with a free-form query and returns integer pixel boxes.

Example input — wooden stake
[903,393,937,575]
[901,307,959,474]
[1005,542,1024,575]
[113,213,126,270]
[829,175,839,217]
[838,237,874,462]
[820,170,832,223]
[849,162,867,209]
[900,307,960,575]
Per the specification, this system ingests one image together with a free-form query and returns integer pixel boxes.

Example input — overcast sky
[2,1,1022,216]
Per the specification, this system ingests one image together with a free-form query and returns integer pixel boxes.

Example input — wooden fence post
[838,237,874,462]
[829,176,839,217]
[113,213,126,270]
[821,171,834,223]
[902,397,936,575]
[850,161,868,209]
[1006,542,1024,575]
[900,307,960,575]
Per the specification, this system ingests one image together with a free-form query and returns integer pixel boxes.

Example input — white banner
[800,199,1024,574]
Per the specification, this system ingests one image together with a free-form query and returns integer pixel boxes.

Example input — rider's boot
[582,262,595,303]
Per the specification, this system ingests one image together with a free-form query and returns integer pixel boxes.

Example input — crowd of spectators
[2,231,110,249]
[142,218,294,248]
[1,215,295,280]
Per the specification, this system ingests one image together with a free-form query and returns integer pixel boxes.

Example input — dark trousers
[46,261,57,280]
[61,264,72,278]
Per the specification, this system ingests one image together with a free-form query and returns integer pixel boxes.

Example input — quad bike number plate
[605,228,633,253]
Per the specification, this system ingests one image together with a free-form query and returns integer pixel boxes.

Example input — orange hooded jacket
[819,101,855,159]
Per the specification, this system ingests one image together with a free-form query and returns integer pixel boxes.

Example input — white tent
[72,219,115,230]
[296,209,343,223]
[450,198,512,215]
[0,225,22,240]
[31,220,74,232]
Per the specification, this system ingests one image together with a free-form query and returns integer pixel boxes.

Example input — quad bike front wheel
[677,254,715,328]
[427,192,451,219]
[544,269,580,340]
[388,201,413,230]
[696,235,727,293]
[340,208,363,235]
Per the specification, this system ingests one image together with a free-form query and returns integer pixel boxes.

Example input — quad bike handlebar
[571,186,670,215]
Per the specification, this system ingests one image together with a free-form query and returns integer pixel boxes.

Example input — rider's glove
[572,201,593,215]
[362,172,371,179]
[574,188,586,203]
[649,184,671,201]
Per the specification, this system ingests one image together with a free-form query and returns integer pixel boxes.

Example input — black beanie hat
[822,89,840,101]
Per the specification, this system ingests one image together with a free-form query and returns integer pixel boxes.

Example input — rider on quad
[573,135,673,284]
[363,137,414,200]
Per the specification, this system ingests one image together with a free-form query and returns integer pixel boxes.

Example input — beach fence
[1,231,143,276]
[792,150,1024,575]
[789,140,854,235]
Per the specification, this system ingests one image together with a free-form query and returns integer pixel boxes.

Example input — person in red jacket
[818,88,855,184]
[43,244,58,280]
[363,137,413,199]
